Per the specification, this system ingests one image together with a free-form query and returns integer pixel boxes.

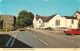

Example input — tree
[17,10,34,27]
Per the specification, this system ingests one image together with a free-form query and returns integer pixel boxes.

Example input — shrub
[45,27,53,30]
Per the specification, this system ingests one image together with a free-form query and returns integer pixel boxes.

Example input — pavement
[0,29,20,34]
[31,28,65,35]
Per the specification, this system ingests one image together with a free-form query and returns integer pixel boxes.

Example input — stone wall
[0,15,16,30]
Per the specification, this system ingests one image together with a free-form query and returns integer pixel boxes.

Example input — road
[1,29,80,48]
[15,29,80,48]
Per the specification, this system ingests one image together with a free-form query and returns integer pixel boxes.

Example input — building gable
[49,14,64,21]
[73,10,80,19]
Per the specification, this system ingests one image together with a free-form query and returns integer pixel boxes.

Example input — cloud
[0,0,2,2]
[42,0,49,2]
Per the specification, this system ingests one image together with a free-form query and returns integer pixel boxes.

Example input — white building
[33,11,80,29]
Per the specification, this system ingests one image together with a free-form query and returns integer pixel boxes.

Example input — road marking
[75,41,79,43]
[39,39,48,45]
[61,37,64,39]
[10,33,17,47]
[5,34,15,46]
[78,43,80,44]
[33,35,37,38]
[64,38,67,40]
[55,36,58,38]
[67,39,71,41]
[72,40,75,42]
[26,31,32,34]
[26,31,38,38]
[73,42,77,43]
[58,37,61,38]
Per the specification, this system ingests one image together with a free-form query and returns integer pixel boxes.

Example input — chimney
[76,10,79,13]
[34,14,37,17]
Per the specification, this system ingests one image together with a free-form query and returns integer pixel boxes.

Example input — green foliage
[17,10,34,27]
[45,27,53,30]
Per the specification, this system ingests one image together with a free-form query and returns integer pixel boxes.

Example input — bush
[45,27,53,30]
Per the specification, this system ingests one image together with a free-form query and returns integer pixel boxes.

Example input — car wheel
[72,33,74,36]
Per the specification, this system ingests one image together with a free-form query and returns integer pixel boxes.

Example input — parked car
[19,28,25,31]
[65,29,80,35]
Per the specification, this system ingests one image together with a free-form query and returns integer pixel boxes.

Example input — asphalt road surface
[16,29,80,48]
[1,29,80,48]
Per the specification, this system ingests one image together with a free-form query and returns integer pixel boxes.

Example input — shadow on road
[0,34,32,48]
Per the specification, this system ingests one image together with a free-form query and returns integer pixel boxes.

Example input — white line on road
[72,40,75,42]
[75,41,79,44]
[61,37,64,39]
[64,38,67,40]
[67,39,71,41]
[39,39,48,45]
[73,42,77,43]
[58,37,61,38]
[55,36,58,38]
[26,31,38,38]
[78,43,80,44]
[33,35,37,38]
[5,34,15,46]
[10,33,17,47]
[26,31,33,35]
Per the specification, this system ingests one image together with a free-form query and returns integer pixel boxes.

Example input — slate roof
[64,16,77,19]
[36,14,57,22]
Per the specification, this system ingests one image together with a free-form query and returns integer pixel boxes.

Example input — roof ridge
[36,14,57,22]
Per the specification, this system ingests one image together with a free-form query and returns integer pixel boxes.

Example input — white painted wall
[74,13,80,19]
[66,19,78,29]
[33,15,38,28]
[48,14,66,29]
[43,22,49,28]
[74,13,80,24]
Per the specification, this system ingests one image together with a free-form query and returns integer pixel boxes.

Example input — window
[56,20,58,26]
[58,20,60,25]
[39,20,41,23]
[55,20,60,26]
[72,19,74,24]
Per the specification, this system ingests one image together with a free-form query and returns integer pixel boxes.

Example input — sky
[0,0,80,16]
